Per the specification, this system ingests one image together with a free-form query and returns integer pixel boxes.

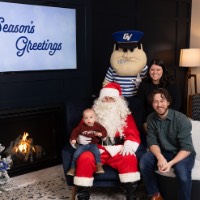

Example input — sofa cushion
[192,160,200,180]
[191,119,200,161]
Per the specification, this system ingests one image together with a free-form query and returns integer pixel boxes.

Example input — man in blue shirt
[139,88,196,200]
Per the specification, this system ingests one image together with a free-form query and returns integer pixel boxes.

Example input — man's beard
[156,107,168,118]
[93,97,130,142]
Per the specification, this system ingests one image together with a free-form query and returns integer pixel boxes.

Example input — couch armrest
[62,143,76,186]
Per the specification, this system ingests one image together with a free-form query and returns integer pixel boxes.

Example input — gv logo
[123,33,133,41]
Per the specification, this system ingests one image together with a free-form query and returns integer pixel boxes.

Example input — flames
[4,132,44,162]
[15,132,35,154]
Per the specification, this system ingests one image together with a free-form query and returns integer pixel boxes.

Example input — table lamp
[179,48,200,94]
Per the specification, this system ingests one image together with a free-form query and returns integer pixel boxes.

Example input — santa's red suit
[73,82,141,187]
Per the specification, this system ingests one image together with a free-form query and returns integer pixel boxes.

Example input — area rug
[0,165,148,199]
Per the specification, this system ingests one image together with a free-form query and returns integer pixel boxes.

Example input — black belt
[102,137,124,146]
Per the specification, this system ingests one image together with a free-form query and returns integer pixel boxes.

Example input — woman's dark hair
[148,88,172,105]
[144,59,175,86]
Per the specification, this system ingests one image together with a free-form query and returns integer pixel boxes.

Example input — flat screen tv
[0,0,77,72]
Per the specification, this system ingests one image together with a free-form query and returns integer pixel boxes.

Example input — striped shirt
[105,65,148,97]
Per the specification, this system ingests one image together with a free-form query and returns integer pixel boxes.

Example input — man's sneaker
[67,168,76,176]
[96,163,105,174]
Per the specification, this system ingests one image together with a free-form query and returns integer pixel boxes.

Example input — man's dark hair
[148,88,172,105]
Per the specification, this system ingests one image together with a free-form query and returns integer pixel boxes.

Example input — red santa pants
[74,148,140,187]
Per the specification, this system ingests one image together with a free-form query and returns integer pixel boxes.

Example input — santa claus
[74,82,141,200]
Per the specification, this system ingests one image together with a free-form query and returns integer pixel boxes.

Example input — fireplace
[0,105,64,177]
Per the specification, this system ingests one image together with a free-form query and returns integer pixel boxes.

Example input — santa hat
[99,82,122,99]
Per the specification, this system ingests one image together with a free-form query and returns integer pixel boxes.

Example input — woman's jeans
[139,151,195,200]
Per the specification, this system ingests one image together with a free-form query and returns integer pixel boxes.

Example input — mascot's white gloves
[120,140,138,156]
[77,135,91,145]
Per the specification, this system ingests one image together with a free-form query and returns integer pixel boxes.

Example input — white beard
[93,97,130,143]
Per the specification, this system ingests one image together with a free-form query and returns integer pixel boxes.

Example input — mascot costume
[103,30,148,100]
[103,30,148,144]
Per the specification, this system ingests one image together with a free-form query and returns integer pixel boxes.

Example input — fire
[7,132,44,162]
[15,132,30,153]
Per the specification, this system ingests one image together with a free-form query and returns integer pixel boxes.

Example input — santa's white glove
[120,140,136,156]
[77,135,91,145]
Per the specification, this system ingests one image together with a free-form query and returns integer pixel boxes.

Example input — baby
[67,108,107,176]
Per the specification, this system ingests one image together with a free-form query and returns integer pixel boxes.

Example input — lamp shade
[179,48,200,67]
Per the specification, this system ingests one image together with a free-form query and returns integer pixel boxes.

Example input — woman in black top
[137,59,181,132]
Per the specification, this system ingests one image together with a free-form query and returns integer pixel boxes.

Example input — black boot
[77,186,90,200]
[124,182,138,200]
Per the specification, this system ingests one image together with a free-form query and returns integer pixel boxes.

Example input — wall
[190,0,200,94]
[0,0,92,111]
[91,0,191,113]
[0,0,192,116]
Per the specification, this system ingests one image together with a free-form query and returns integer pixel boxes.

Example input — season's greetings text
[0,17,62,57]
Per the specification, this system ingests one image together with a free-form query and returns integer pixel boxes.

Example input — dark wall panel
[0,0,92,110]
[0,0,192,115]
[0,78,64,108]
[91,0,191,113]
